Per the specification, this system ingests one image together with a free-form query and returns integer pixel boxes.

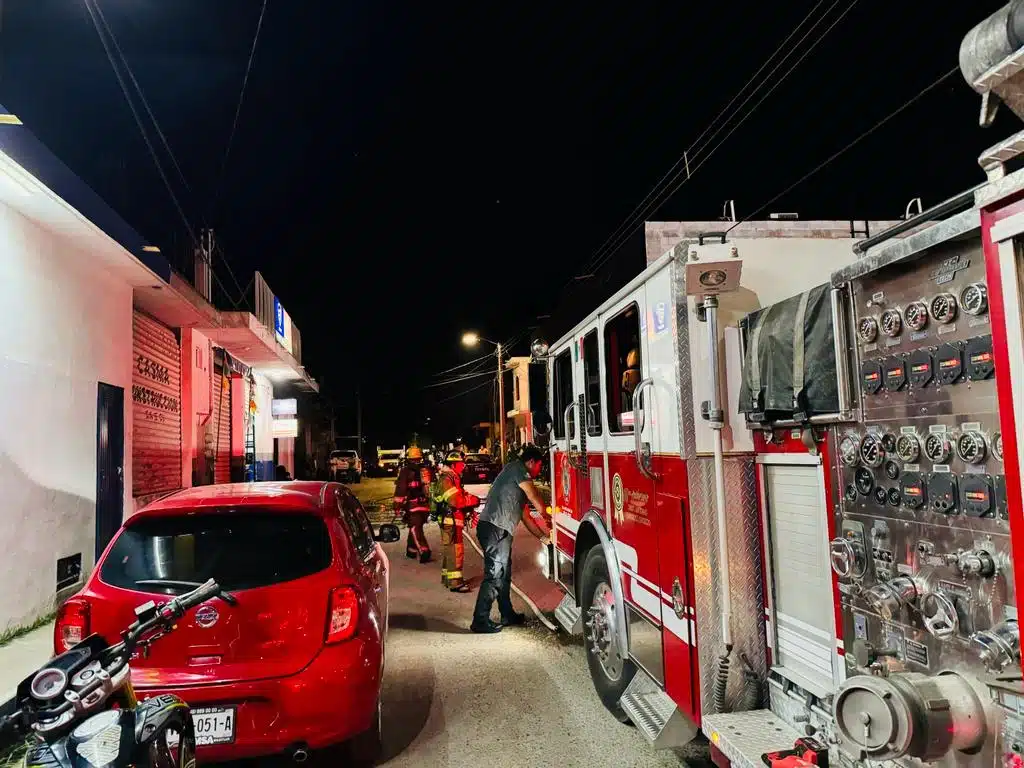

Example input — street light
[460,331,505,464]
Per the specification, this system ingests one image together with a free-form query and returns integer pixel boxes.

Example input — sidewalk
[0,623,53,704]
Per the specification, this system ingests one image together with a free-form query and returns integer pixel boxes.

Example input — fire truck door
[551,344,582,584]
[575,327,605,516]
[602,296,667,683]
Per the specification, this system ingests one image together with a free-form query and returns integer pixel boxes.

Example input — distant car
[377,450,403,476]
[462,453,498,484]
[54,482,401,764]
[330,449,362,484]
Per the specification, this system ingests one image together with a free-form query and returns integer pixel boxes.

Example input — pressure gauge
[855,467,875,496]
[956,431,987,465]
[839,434,860,467]
[857,317,879,344]
[881,433,898,453]
[880,309,902,338]
[993,432,1004,462]
[924,433,952,463]
[904,301,929,332]
[930,293,958,324]
[960,283,988,316]
[895,433,920,463]
[860,434,885,468]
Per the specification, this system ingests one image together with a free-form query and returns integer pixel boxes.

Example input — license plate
[337,461,350,469]
[191,706,236,746]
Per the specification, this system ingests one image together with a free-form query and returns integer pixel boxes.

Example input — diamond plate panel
[689,456,767,716]
[671,255,696,460]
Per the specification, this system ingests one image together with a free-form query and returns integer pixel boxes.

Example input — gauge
[880,309,902,337]
[873,486,888,505]
[857,317,879,344]
[884,460,901,480]
[904,301,929,331]
[844,484,858,503]
[839,434,860,467]
[895,433,920,463]
[924,433,952,463]
[993,432,1004,462]
[960,282,988,316]
[956,431,987,465]
[930,293,958,324]
[29,667,67,702]
[901,473,927,509]
[887,487,902,507]
[859,434,885,468]
[855,467,875,496]
[881,433,897,453]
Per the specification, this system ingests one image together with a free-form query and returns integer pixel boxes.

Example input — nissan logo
[195,605,220,629]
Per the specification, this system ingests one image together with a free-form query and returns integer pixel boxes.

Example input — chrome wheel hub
[586,581,623,681]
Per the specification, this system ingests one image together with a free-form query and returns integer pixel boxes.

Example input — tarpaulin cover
[739,283,838,422]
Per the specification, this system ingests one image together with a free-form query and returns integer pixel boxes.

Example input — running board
[554,594,583,635]
[619,669,698,749]
[702,710,801,768]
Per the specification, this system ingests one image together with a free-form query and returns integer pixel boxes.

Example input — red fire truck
[535,7,1024,767]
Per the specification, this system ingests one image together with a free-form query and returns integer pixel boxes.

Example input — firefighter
[393,446,433,563]
[433,454,480,593]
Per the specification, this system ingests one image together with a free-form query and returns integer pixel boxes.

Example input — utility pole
[356,388,362,459]
[497,341,505,464]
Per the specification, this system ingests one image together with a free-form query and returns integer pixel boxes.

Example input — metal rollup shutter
[132,312,182,496]
[213,371,231,484]
[765,464,836,697]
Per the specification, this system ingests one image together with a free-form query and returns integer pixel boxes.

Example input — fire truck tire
[580,546,636,723]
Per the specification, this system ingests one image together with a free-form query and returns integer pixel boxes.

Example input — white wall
[253,373,274,476]
[0,203,133,632]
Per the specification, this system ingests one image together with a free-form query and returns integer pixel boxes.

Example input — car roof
[138,482,331,518]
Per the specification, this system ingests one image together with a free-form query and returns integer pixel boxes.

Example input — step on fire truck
[535,7,1024,767]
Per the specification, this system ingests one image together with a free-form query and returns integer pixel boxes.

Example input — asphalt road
[372,524,706,767]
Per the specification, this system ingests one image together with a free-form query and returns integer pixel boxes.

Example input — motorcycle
[0,579,234,768]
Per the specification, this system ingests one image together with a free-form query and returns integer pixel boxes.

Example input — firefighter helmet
[406,446,423,460]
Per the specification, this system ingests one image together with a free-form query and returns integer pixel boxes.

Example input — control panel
[830,235,1019,767]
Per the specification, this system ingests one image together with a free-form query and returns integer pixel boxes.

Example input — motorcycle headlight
[72,710,122,767]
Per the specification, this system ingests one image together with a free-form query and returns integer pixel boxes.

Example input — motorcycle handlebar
[175,579,222,612]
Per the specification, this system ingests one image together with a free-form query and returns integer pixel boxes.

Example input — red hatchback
[54,482,400,764]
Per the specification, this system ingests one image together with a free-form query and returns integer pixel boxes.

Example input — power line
[436,379,494,405]
[580,0,834,276]
[83,0,197,245]
[213,0,269,216]
[432,351,494,378]
[727,65,961,234]
[92,0,191,195]
[588,0,860,277]
[423,369,498,389]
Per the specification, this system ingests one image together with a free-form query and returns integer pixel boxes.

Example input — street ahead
[349,478,706,768]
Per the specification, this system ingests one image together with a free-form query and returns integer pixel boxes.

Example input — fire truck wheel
[581,546,636,723]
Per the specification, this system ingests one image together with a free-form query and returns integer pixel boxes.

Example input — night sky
[0,1,1015,444]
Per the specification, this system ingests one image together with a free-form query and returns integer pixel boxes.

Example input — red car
[53,482,400,764]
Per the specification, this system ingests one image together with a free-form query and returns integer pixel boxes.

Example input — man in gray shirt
[471,445,550,633]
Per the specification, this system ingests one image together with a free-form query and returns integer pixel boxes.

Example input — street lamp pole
[496,341,505,464]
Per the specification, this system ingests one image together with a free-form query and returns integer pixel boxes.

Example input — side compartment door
[601,295,665,684]
[550,345,581,592]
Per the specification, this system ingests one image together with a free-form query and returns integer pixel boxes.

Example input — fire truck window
[582,330,602,436]
[605,304,642,434]
[553,349,575,440]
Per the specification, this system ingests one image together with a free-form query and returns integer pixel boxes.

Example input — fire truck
[535,7,1024,767]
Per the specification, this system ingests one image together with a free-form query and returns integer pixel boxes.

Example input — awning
[205,311,318,392]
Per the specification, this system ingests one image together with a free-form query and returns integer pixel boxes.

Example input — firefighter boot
[445,515,470,592]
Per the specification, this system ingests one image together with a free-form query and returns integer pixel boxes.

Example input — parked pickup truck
[329,449,362,484]
[377,449,403,476]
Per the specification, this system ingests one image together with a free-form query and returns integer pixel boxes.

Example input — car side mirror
[533,409,553,436]
[375,523,401,543]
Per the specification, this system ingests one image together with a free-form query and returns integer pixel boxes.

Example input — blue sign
[274,297,285,337]
[653,301,668,334]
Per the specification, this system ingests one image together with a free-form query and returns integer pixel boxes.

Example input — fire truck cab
[539,7,1024,766]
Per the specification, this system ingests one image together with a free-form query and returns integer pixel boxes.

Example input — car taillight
[54,599,91,654]
[325,587,359,644]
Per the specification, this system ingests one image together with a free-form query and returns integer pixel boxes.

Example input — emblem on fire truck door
[612,473,625,524]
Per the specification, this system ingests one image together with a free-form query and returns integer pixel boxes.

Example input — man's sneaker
[501,612,527,627]
[470,621,503,634]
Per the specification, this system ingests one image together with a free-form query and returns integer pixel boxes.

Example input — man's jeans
[472,521,514,625]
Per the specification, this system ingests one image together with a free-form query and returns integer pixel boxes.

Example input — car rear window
[331,451,356,459]
[100,511,333,595]
[466,455,488,463]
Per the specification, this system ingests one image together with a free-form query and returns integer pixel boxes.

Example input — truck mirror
[534,409,553,436]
